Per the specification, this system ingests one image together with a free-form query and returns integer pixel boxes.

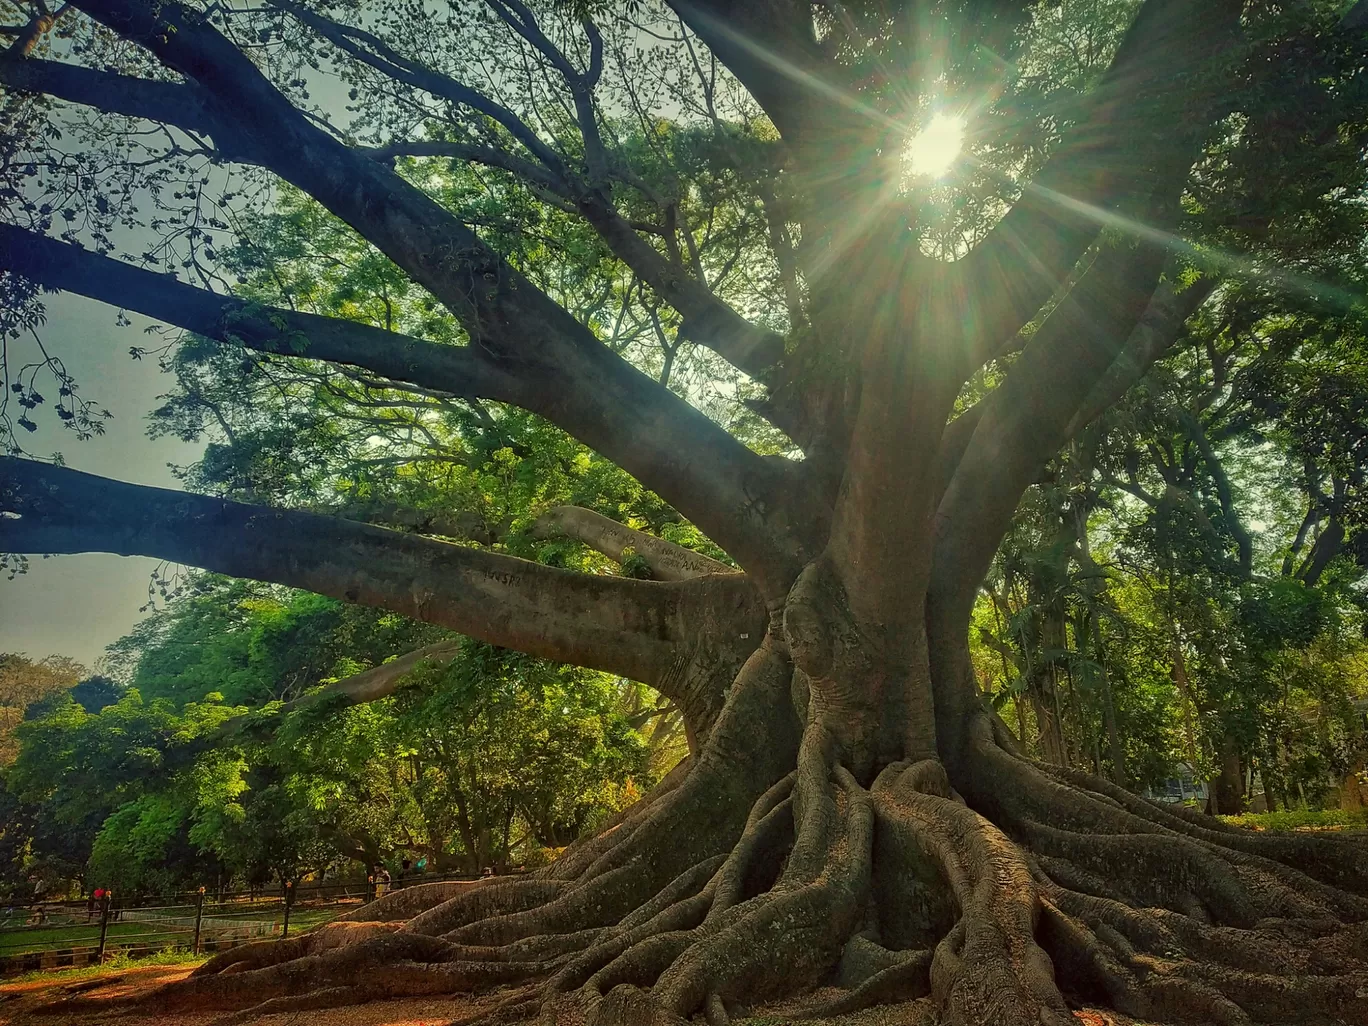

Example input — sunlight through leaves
[903,113,965,179]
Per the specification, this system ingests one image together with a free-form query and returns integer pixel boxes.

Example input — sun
[903,113,965,179]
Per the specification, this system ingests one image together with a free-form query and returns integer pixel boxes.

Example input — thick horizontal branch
[530,505,734,581]
[70,0,815,592]
[0,56,255,158]
[0,459,766,698]
[0,224,527,403]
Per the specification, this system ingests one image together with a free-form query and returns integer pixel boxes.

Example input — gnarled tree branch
[531,505,734,581]
[275,0,785,382]
[0,459,766,734]
[0,224,525,403]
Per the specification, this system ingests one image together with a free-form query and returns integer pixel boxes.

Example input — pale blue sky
[0,295,198,669]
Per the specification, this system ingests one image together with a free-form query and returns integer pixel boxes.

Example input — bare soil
[0,965,502,1026]
[0,964,1140,1026]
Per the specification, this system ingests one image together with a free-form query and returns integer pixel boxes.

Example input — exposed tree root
[83,677,1368,1026]
[870,758,1072,1024]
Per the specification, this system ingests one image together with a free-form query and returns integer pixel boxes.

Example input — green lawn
[1220,807,1368,832]
[0,920,174,954]
[3,949,208,984]
[0,904,344,958]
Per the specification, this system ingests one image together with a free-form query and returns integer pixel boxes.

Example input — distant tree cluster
[0,578,677,899]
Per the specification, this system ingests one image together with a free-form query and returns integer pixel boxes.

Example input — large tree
[3,0,1368,1023]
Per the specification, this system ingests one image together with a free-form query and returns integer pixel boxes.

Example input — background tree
[3,0,1368,1023]
[0,652,85,763]
[1,574,662,895]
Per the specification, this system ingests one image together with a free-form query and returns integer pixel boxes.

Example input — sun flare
[904,113,965,179]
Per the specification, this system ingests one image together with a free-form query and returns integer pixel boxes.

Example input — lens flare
[904,114,965,179]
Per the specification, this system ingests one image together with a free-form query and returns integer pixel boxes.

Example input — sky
[0,20,334,673]
[0,295,199,669]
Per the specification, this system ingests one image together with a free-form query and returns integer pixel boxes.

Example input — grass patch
[1220,807,1368,832]
[0,903,343,957]
[5,948,207,984]
[0,921,169,955]
[286,907,342,930]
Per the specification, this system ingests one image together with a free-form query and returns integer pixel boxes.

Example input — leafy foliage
[2,577,668,895]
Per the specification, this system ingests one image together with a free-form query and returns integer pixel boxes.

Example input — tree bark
[1212,733,1246,817]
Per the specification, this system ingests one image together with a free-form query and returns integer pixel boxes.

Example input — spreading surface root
[84,701,1368,1026]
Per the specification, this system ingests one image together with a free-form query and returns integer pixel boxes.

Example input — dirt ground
[0,965,506,1026]
[0,964,1138,1026]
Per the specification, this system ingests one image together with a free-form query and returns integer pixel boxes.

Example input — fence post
[281,880,293,939]
[192,887,206,955]
[95,891,112,963]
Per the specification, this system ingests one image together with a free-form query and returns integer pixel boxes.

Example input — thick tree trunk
[1093,621,1130,788]
[1342,758,1366,811]
[1029,681,1071,768]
